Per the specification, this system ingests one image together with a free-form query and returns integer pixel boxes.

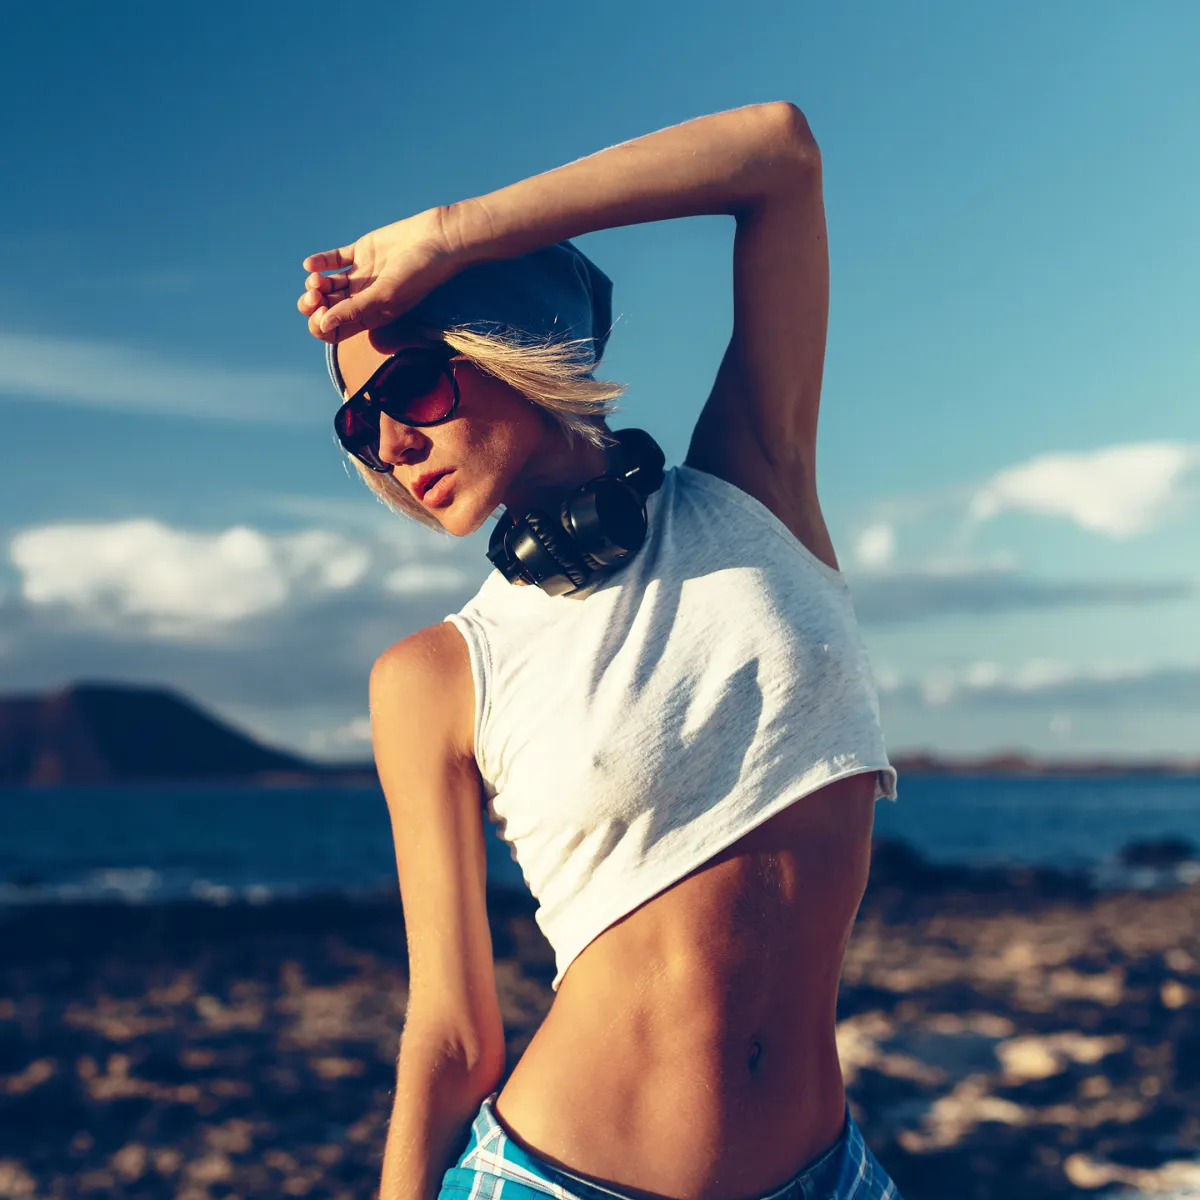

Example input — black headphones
[486,428,666,596]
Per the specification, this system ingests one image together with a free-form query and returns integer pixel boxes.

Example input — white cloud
[384,564,472,594]
[263,492,406,532]
[0,330,332,424]
[873,664,902,693]
[962,660,1001,688]
[851,442,1200,588]
[6,514,491,645]
[876,658,1200,712]
[920,670,958,707]
[851,564,1193,624]
[11,520,371,634]
[967,441,1200,538]
[854,522,895,568]
[306,715,373,755]
[1010,658,1077,692]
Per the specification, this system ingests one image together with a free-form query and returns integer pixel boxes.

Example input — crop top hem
[549,758,898,992]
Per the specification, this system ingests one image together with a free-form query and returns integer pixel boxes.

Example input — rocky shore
[2,846,1198,1200]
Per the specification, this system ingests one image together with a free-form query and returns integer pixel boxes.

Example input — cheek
[457,385,542,480]
[434,421,506,524]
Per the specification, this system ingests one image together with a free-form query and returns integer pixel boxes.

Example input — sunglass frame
[333,344,462,473]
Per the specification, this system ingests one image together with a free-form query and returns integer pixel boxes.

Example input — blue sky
[2,0,1197,761]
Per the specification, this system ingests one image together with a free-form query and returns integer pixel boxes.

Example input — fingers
[297,288,349,317]
[318,298,357,339]
[306,269,349,293]
[302,291,367,344]
[302,245,355,272]
[299,287,358,342]
[307,302,333,341]
[297,290,322,317]
[296,270,351,317]
[296,242,394,343]
[318,282,386,340]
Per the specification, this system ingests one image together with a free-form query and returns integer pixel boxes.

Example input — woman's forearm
[442,102,817,268]
[379,1031,501,1200]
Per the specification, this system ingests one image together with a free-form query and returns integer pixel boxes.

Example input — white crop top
[444,464,898,990]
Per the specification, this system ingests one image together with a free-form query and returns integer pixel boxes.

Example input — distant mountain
[2,683,1194,788]
[890,749,1200,777]
[0,683,374,786]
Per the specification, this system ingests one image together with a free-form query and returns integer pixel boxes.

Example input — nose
[376,412,427,467]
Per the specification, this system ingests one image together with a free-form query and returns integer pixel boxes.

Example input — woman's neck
[503,426,612,512]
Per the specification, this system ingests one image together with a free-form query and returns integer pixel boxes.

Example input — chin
[437,512,474,538]
[436,496,491,539]
[437,475,510,538]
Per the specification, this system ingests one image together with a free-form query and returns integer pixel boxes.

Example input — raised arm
[301,101,825,502]
[439,101,814,261]
[369,623,506,1200]
[438,101,827,508]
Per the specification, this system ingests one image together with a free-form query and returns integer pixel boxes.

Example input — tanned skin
[299,101,876,1200]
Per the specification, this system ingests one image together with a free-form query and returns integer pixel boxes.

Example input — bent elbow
[761,101,821,166]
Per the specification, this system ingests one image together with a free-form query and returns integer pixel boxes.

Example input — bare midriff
[493,770,879,1200]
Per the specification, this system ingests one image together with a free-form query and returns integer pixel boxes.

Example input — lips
[413,469,453,501]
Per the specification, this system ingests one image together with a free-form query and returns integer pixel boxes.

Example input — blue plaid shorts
[439,1093,902,1200]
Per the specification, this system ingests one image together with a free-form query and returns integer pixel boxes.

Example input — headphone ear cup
[520,510,591,592]
[562,478,648,570]
[610,428,665,497]
[513,511,592,595]
[486,512,524,582]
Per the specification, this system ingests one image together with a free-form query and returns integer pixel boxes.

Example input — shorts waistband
[443,1093,898,1200]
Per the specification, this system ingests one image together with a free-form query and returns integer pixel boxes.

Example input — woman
[297,103,901,1200]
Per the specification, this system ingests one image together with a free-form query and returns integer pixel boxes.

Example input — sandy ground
[1,846,1198,1200]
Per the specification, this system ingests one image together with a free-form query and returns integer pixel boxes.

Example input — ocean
[1,773,1198,906]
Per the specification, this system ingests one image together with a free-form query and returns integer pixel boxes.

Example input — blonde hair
[344,325,628,533]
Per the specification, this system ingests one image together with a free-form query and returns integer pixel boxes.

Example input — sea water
[0,774,1198,906]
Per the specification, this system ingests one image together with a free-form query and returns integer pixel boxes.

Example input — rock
[1119,836,1198,868]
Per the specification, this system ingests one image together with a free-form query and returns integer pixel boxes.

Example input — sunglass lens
[335,403,376,446]
[374,358,455,424]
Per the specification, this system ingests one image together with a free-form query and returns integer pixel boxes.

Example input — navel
[747,1037,764,1074]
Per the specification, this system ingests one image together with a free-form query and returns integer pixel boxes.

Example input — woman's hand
[297,207,462,343]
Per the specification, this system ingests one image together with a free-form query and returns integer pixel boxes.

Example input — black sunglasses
[333,344,461,473]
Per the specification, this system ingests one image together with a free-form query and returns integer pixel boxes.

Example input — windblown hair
[345,325,628,532]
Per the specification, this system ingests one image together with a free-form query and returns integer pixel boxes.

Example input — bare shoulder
[368,622,503,1070]
[370,622,475,761]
